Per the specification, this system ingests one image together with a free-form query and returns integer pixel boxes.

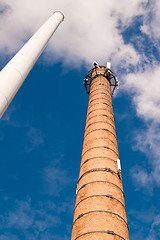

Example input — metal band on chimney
[73,231,127,240]
[74,194,126,210]
[76,180,124,195]
[73,210,128,228]
[80,156,117,168]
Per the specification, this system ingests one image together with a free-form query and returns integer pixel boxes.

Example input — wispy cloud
[130,166,153,193]
[37,233,70,240]
[123,64,160,190]
[42,165,74,196]
[0,104,21,128]
[6,200,34,229]
[0,197,69,239]
[26,127,45,152]
[129,123,160,191]
[141,0,160,42]
[1,0,160,228]
[128,207,160,240]
[1,105,17,122]
[147,214,160,240]
[0,153,75,239]
[0,233,19,240]
[125,66,160,122]
[0,0,148,68]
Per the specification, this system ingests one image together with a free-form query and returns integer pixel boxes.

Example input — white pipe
[0,11,64,118]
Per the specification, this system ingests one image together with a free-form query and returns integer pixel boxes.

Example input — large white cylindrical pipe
[0,11,64,118]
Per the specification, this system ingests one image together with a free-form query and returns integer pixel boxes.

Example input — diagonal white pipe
[0,11,64,118]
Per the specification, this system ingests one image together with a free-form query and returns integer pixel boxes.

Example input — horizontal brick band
[89,97,112,106]
[91,73,110,81]
[78,168,118,183]
[90,86,110,95]
[73,210,129,228]
[85,121,116,132]
[80,156,117,169]
[91,83,110,91]
[86,113,115,126]
[83,137,118,155]
[75,194,125,210]
[81,146,119,159]
[83,134,118,145]
[90,79,110,88]
[73,230,127,240]
[84,128,117,140]
[90,87,110,94]
[89,92,112,101]
[88,102,113,111]
[77,180,124,195]
[91,74,109,80]
[90,88,110,95]
[91,76,108,82]
[87,108,114,118]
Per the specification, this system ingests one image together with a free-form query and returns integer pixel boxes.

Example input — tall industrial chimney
[0,11,64,119]
[71,64,129,240]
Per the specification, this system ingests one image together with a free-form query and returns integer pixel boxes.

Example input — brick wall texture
[71,66,129,240]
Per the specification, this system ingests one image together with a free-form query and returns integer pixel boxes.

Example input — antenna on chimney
[107,62,111,69]
[84,63,118,95]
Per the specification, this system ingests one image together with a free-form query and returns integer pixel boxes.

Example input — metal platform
[83,65,119,95]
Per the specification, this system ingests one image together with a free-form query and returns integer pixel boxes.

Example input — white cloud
[1,0,160,194]
[124,66,160,122]
[7,200,34,229]
[130,166,153,191]
[148,214,160,240]
[26,127,45,151]
[124,66,160,190]
[0,0,148,68]
[130,123,160,190]
[0,234,19,240]
[38,233,70,240]
[0,198,65,239]
[1,105,17,122]
[141,0,160,41]
[42,166,73,196]
[128,208,160,240]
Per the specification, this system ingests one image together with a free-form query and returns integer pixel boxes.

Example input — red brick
[71,66,129,240]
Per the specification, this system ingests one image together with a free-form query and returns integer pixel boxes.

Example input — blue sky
[0,0,160,239]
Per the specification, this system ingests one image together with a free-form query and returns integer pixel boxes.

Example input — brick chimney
[71,64,129,240]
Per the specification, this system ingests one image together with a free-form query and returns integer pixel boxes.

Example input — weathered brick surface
[71,66,129,240]
[73,196,127,221]
[75,181,125,206]
[82,136,118,155]
[88,99,113,112]
[73,233,124,240]
[80,157,117,173]
[89,92,112,103]
[83,129,117,150]
[85,114,115,130]
[81,147,118,164]
[72,212,128,240]
[84,122,116,138]
[86,108,114,123]
[77,171,123,192]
